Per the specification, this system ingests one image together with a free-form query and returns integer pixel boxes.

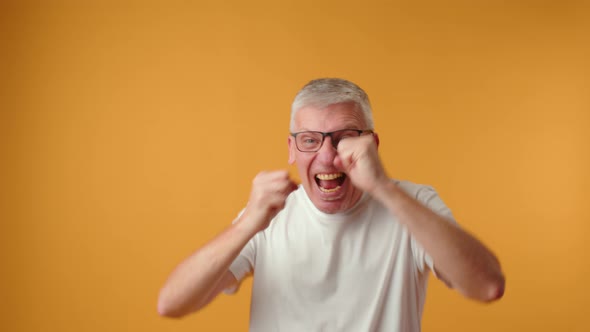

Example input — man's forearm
[373,181,505,302]
[158,170,297,317]
[157,218,257,317]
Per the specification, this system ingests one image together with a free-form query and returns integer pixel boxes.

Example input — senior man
[158,78,505,331]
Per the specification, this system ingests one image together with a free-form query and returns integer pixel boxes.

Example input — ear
[373,132,380,149]
[288,136,296,164]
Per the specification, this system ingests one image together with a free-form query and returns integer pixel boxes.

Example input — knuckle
[276,170,289,179]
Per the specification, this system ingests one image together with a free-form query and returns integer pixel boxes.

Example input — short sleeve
[224,211,257,294]
[409,185,457,278]
[224,237,256,294]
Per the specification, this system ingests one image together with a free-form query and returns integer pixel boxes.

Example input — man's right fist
[240,170,298,234]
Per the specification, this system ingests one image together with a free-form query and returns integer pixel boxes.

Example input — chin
[303,177,360,214]
[310,191,355,214]
[314,200,346,214]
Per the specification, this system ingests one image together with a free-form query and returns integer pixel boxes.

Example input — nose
[316,136,338,165]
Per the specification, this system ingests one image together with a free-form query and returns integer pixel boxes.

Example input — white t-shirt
[227,180,455,332]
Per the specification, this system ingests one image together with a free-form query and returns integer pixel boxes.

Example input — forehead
[294,103,367,132]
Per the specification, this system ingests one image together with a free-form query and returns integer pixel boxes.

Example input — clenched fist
[334,134,388,195]
[240,170,298,234]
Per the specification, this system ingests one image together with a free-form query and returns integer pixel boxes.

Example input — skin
[157,102,505,318]
[288,102,377,213]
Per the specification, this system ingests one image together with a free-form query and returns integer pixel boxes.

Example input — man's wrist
[235,210,264,239]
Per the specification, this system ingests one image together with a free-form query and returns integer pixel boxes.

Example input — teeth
[319,186,341,193]
[316,173,344,180]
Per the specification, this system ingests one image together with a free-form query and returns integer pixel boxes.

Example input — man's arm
[157,221,256,318]
[373,181,505,301]
[157,170,297,318]
[335,135,505,302]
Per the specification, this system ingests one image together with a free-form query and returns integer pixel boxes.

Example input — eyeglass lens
[295,130,364,152]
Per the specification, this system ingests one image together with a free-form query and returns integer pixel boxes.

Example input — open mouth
[315,172,346,193]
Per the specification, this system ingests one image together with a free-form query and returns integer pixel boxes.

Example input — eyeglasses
[290,129,374,152]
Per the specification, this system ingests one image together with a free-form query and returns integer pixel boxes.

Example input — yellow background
[2,1,589,331]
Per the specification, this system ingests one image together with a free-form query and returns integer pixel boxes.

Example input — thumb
[334,152,355,172]
[334,155,345,171]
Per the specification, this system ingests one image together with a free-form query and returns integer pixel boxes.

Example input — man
[158,78,505,331]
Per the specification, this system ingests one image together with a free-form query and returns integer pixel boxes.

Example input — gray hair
[290,78,374,132]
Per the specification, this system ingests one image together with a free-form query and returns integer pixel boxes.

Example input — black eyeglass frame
[290,129,374,152]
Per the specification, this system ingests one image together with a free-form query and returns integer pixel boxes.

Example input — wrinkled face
[288,102,369,214]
